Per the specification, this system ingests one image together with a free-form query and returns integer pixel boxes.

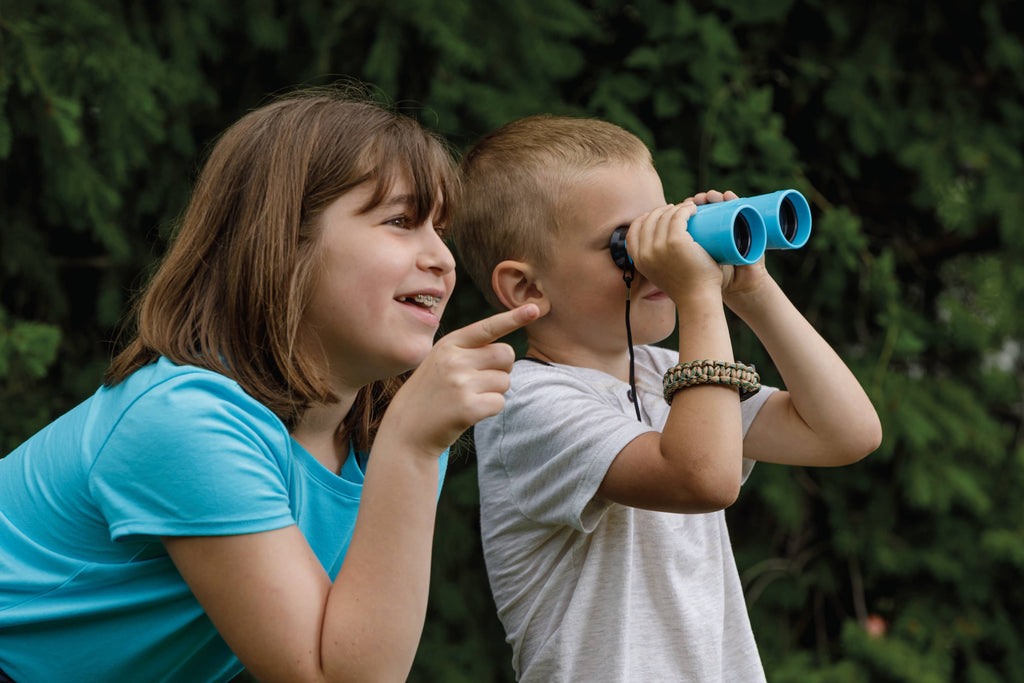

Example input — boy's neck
[525,339,634,384]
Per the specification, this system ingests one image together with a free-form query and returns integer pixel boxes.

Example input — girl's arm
[165,304,539,683]
[164,448,437,683]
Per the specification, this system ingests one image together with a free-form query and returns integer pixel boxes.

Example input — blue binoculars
[609,189,811,268]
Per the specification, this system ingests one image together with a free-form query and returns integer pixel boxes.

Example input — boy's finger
[447,304,541,349]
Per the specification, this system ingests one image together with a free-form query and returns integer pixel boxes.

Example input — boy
[451,115,882,682]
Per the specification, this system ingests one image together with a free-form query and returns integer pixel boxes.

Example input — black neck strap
[623,269,641,421]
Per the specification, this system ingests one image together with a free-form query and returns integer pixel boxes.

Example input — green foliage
[3,0,1023,680]
[0,308,62,453]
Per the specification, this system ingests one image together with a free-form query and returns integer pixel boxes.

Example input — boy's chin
[632,323,678,347]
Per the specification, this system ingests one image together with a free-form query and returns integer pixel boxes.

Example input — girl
[0,87,538,683]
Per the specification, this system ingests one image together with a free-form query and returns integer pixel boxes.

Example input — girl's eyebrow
[362,193,415,217]
[379,194,415,209]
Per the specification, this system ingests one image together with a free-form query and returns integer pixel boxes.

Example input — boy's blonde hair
[453,115,652,310]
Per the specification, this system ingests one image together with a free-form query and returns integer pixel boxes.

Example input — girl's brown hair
[106,87,457,451]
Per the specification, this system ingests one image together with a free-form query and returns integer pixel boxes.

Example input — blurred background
[2,1,1023,681]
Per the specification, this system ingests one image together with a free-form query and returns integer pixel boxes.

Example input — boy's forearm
[673,289,735,363]
[663,293,745,500]
[599,289,746,513]
[726,278,882,465]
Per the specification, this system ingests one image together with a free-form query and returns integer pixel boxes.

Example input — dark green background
[3,1,1023,681]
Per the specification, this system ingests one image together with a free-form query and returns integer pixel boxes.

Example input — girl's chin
[388,343,435,376]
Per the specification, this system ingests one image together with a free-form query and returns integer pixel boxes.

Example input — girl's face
[302,176,456,391]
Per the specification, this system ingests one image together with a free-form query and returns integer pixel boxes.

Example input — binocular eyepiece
[609,189,811,269]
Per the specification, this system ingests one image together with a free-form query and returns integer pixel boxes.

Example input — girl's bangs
[357,122,457,227]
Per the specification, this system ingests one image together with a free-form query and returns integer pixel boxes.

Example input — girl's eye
[385,216,412,229]
[434,223,449,238]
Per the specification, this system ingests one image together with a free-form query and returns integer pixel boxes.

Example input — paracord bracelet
[663,360,761,404]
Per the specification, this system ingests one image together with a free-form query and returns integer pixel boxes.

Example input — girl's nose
[420,224,456,274]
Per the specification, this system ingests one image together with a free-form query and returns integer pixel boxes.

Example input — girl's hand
[684,189,773,303]
[381,304,541,458]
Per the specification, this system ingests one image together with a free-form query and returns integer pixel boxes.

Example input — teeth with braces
[399,294,441,307]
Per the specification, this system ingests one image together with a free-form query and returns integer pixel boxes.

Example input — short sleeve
[479,370,656,532]
[88,372,297,542]
[739,385,778,483]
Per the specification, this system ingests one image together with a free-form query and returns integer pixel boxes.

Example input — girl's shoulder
[111,357,272,413]
[94,357,289,448]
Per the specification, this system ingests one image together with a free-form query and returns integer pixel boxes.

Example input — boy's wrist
[723,276,785,320]
[668,283,725,312]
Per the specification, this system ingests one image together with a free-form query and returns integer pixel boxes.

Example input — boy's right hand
[382,303,541,458]
[625,201,724,302]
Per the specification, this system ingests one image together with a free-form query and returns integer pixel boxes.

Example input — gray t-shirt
[475,345,776,682]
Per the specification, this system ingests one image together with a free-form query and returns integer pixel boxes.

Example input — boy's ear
[492,260,551,315]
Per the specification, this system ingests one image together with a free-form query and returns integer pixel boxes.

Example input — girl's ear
[492,260,551,315]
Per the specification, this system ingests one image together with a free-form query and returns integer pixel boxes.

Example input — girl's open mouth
[396,294,442,309]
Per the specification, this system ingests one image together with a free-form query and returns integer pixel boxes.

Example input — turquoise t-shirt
[0,357,447,682]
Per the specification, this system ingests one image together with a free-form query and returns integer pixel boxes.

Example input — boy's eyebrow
[602,217,633,234]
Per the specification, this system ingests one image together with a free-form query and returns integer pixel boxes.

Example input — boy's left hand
[684,189,772,302]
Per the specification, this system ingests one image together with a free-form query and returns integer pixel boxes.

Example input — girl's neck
[290,393,357,474]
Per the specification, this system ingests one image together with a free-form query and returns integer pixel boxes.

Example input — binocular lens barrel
[688,203,767,265]
[754,189,811,250]
[608,189,811,269]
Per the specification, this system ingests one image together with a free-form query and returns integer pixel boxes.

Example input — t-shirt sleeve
[739,385,778,483]
[88,373,297,542]
[481,371,656,533]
